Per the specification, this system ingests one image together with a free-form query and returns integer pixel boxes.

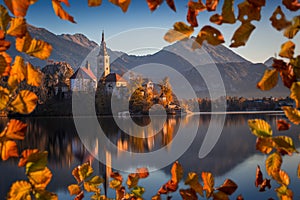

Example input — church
[70,31,127,92]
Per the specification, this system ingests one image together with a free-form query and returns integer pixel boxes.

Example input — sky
[4,0,299,63]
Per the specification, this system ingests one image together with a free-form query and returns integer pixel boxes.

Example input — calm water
[0,113,300,199]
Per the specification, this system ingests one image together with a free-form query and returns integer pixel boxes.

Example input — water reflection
[0,113,299,199]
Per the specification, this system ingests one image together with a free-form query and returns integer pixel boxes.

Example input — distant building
[70,61,97,92]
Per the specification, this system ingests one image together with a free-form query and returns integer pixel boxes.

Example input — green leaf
[273,136,297,155]
[184,172,203,196]
[7,180,32,200]
[216,179,238,195]
[68,184,81,196]
[248,119,273,138]
[266,152,282,179]
[279,41,295,59]
[202,172,214,198]
[26,151,48,174]
[282,106,300,124]
[257,69,278,91]
[131,186,145,198]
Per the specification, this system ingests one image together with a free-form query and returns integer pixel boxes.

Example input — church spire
[102,30,104,43]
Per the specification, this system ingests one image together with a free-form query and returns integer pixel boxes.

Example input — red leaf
[276,119,291,131]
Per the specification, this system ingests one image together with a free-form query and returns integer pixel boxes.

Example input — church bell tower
[97,31,110,79]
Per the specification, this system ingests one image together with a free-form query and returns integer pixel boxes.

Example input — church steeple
[97,30,110,79]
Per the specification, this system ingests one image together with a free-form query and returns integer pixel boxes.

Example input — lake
[0,113,300,199]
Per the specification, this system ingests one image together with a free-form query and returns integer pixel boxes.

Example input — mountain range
[7,25,289,97]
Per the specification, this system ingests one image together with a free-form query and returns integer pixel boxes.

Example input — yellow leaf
[7,17,27,37]
[7,180,32,200]
[210,0,235,25]
[84,176,103,192]
[18,149,39,167]
[279,41,295,59]
[282,106,300,125]
[88,0,102,6]
[269,6,292,31]
[290,82,300,108]
[237,0,261,23]
[27,62,42,87]
[0,86,10,110]
[0,5,11,31]
[184,172,203,196]
[164,22,194,43]
[34,190,58,200]
[202,172,214,198]
[257,69,278,91]
[193,25,224,48]
[109,0,131,12]
[4,119,27,140]
[52,0,76,23]
[171,161,183,183]
[68,184,81,196]
[256,137,274,154]
[1,140,18,160]
[230,22,255,47]
[276,185,293,200]
[4,0,36,17]
[248,119,273,138]
[273,135,297,155]
[10,90,38,114]
[127,173,139,189]
[146,0,163,12]
[266,152,282,179]
[282,0,300,11]
[28,167,52,190]
[179,188,198,200]
[216,179,238,195]
[284,16,300,39]
[8,56,26,90]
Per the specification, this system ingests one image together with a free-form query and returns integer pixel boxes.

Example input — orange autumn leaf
[237,0,261,23]
[28,167,52,190]
[4,119,27,140]
[109,0,131,12]
[269,6,292,31]
[184,172,203,196]
[52,0,76,23]
[8,56,26,90]
[164,22,194,43]
[255,165,263,187]
[193,25,224,48]
[278,169,290,186]
[0,30,11,52]
[282,106,300,125]
[7,180,32,200]
[279,64,296,88]
[257,69,278,91]
[230,22,255,47]
[266,152,282,178]
[171,161,183,183]
[290,82,300,108]
[282,0,300,11]
[136,167,149,178]
[18,149,39,167]
[247,0,266,7]
[259,178,271,192]
[284,16,300,39]
[4,0,37,17]
[27,62,42,87]
[0,5,11,31]
[0,53,11,77]
[0,86,10,110]
[216,179,238,195]
[110,171,123,182]
[179,188,198,200]
[166,0,176,11]
[158,180,178,194]
[16,33,52,60]
[1,140,18,160]
[126,173,139,189]
[210,0,236,25]
[206,0,219,11]
[147,0,163,12]
[88,0,102,6]
[256,137,275,154]
[10,90,38,114]
[68,184,82,196]
[279,41,295,59]
[202,172,214,198]
[7,17,27,38]
[187,0,206,27]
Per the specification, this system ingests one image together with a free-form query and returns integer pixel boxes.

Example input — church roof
[104,73,127,83]
[70,67,96,80]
